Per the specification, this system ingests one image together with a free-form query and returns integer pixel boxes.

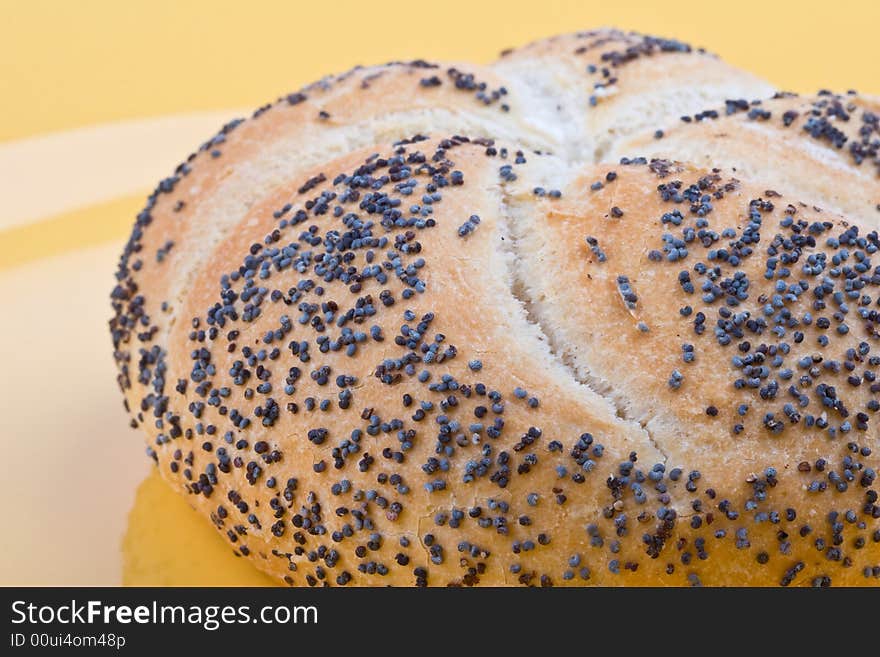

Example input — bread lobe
[494,28,775,161]
[610,91,880,225]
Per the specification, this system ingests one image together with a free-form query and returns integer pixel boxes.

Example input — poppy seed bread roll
[111,28,879,587]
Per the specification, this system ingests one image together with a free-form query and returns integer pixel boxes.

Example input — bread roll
[110,29,879,586]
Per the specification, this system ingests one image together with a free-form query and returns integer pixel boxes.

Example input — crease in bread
[112,28,880,586]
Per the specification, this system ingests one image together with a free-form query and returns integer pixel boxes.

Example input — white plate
[0,241,147,585]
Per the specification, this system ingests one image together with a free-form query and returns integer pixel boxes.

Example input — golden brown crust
[512,160,878,585]
[110,29,879,587]
[133,137,667,586]
[109,59,552,434]
[610,92,880,225]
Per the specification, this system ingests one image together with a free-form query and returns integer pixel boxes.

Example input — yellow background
[0,0,877,585]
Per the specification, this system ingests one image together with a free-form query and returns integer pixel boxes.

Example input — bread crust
[610,92,880,225]
[513,160,879,585]
[494,28,775,160]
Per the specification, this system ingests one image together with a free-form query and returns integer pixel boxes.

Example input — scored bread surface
[110,28,880,586]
